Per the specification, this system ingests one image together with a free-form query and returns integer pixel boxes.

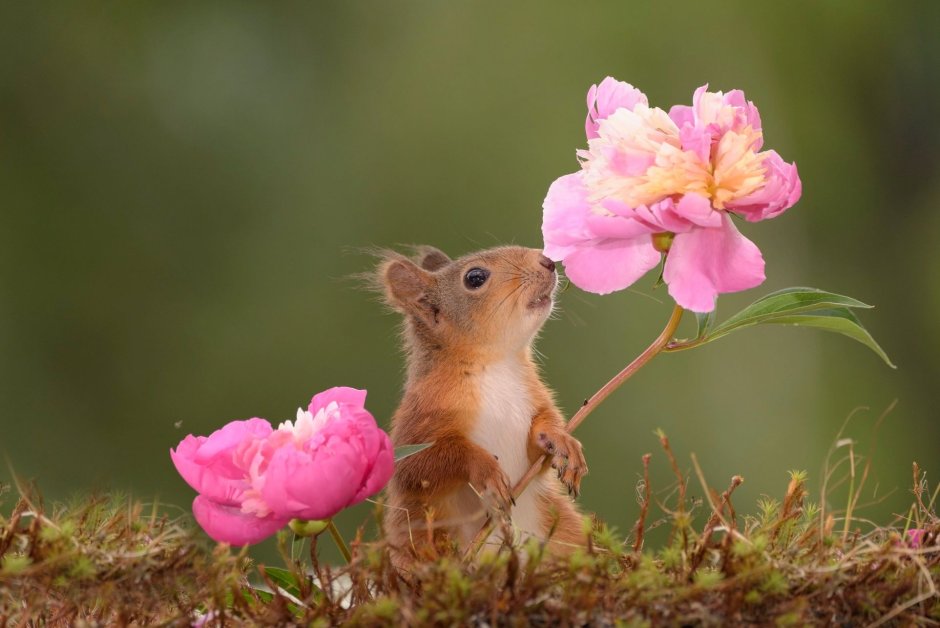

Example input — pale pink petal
[585,212,654,239]
[690,84,710,122]
[542,173,595,260]
[309,387,368,416]
[678,123,712,163]
[663,216,765,312]
[563,237,660,295]
[688,85,763,147]
[727,151,801,222]
[192,495,287,546]
[673,193,722,228]
[722,89,762,137]
[586,138,657,177]
[585,77,648,139]
[668,104,694,129]
[630,199,694,234]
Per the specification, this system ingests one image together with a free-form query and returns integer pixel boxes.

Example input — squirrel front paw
[469,456,514,514]
[536,430,588,497]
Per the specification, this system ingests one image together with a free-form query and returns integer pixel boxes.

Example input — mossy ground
[2,435,938,626]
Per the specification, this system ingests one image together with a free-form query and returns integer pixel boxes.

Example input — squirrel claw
[470,460,514,515]
[537,429,588,497]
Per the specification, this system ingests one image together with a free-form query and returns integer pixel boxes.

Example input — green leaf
[261,567,317,612]
[694,309,716,340]
[709,287,872,340]
[264,566,303,598]
[759,308,895,368]
[394,443,432,462]
[244,585,274,605]
[667,287,894,368]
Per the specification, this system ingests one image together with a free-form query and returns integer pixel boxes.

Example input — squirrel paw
[537,430,588,497]
[469,457,514,514]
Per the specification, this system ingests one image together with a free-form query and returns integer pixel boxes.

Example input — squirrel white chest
[468,358,546,538]
[469,359,534,485]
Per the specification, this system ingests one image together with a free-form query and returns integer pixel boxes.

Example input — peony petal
[192,495,287,546]
[727,151,801,222]
[261,440,362,521]
[171,434,254,506]
[563,237,660,295]
[721,89,763,138]
[195,418,272,461]
[585,212,655,240]
[354,432,395,502]
[585,77,648,139]
[673,194,722,228]
[631,199,694,234]
[668,104,694,129]
[542,173,596,260]
[663,216,765,313]
[678,123,712,164]
[309,387,368,416]
[687,84,763,147]
[261,412,394,521]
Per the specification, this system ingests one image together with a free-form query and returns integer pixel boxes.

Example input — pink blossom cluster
[543,78,802,312]
[170,387,394,546]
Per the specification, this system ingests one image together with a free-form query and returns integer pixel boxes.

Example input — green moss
[761,570,789,596]
[692,568,723,588]
[69,555,97,580]
[1,554,31,575]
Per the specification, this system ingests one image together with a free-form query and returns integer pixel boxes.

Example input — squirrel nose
[538,255,556,273]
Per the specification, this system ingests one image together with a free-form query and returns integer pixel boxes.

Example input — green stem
[326,519,352,564]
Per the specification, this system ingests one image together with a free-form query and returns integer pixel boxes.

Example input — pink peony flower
[170,387,394,545]
[543,78,802,312]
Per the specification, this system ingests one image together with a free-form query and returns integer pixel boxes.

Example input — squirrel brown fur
[378,245,587,568]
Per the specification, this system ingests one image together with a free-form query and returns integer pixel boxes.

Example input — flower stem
[464,304,685,559]
[326,519,352,564]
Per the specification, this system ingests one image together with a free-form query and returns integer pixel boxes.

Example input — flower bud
[652,231,675,253]
[289,518,329,537]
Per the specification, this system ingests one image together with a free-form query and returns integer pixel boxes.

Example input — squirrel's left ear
[381,258,440,327]
[414,246,451,272]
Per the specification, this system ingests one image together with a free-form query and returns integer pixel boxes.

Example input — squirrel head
[379,246,558,358]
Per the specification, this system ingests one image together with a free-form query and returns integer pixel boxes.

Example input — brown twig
[689,474,743,576]
[632,454,653,554]
[660,430,689,553]
[913,462,931,521]
[770,472,807,547]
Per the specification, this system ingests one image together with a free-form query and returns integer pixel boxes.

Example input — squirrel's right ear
[415,246,451,272]
[381,259,439,326]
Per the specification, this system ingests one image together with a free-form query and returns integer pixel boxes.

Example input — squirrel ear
[382,259,440,326]
[415,246,452,272]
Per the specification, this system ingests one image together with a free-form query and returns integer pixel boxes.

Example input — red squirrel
[378,245,587,566]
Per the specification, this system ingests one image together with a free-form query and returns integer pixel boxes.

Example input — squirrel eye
[463,267,490,289]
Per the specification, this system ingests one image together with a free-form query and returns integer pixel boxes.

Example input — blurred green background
[2,1,938,562]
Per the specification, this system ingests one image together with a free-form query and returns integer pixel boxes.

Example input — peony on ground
[2,438,938,626]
